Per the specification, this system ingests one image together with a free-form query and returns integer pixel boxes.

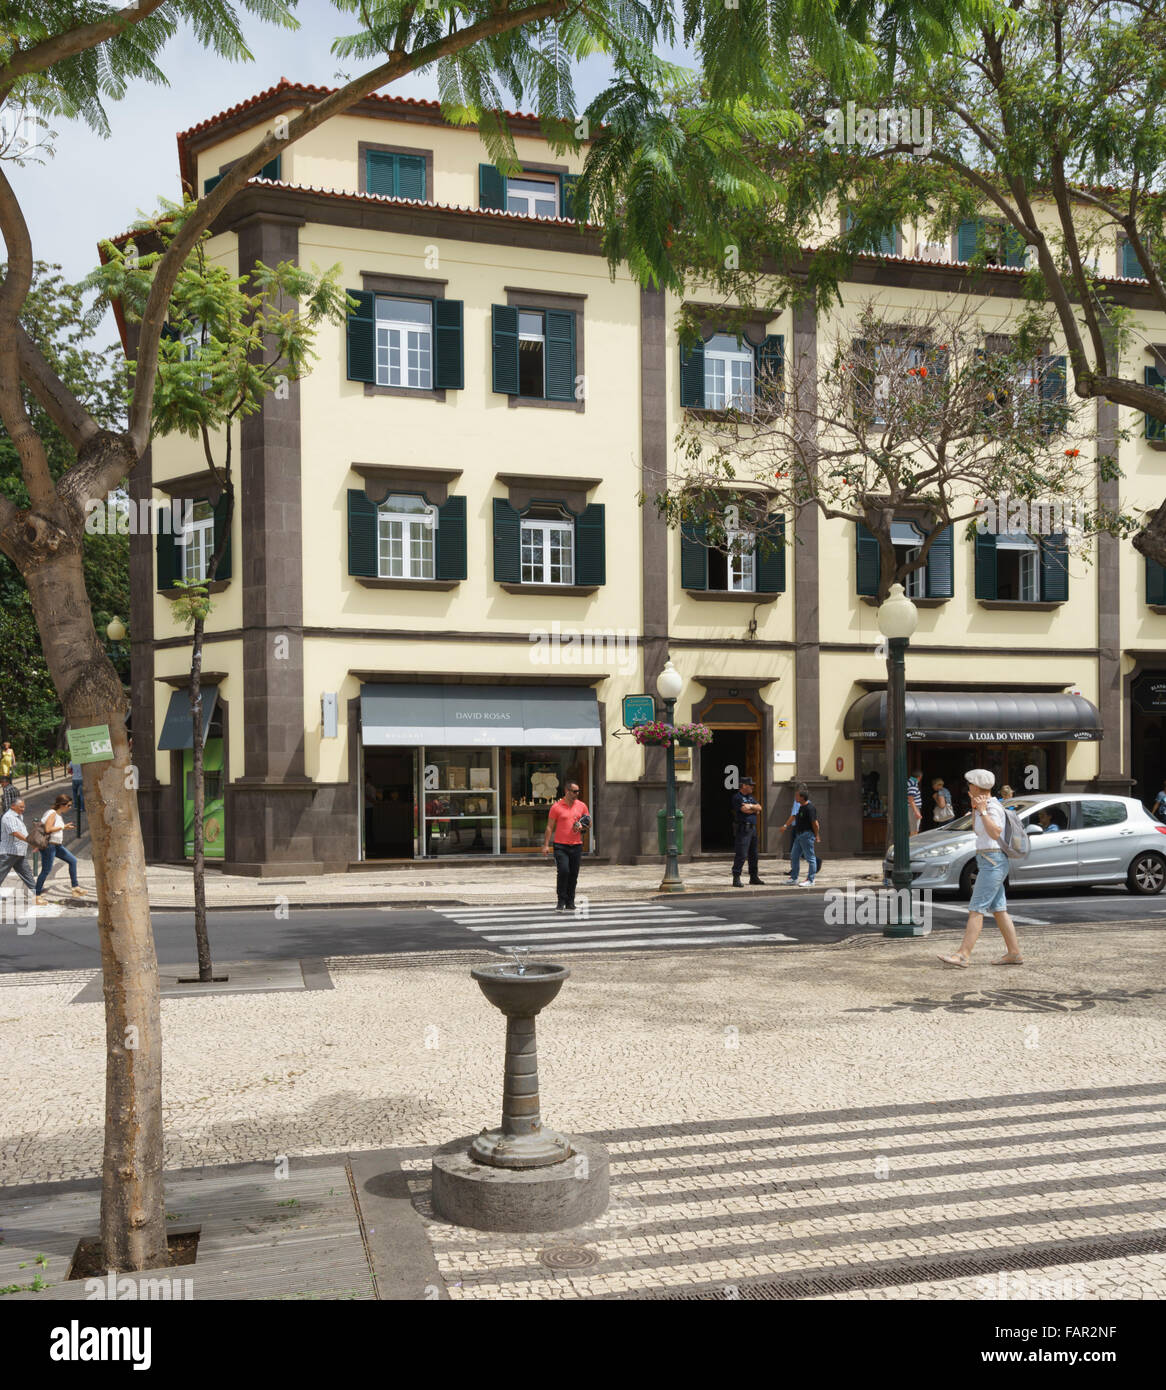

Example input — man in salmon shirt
[542,780,591,911]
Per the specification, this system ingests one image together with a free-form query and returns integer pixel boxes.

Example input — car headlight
[918,844,957,860]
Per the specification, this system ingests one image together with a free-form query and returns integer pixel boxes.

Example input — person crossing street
[0,796,37,897]
[542,781,591,911]
[730,776,765,887]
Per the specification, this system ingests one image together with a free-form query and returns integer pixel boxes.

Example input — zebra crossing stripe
[459,914,729,933]
[445,903,693,919]
[499,933,783,951]
[482,922,764,943]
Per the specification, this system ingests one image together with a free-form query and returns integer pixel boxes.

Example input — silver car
[883,794,1166,897]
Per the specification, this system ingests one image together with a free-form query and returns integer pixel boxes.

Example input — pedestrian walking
[542,781,591,911]
[783,784,820,886]
[34,795,82,904]
[730,776,764,887]
[0,796,37,896]
[907,770,923,835]
[1,774,17,815]
[938,768,1023,967]
[0,741,13,778]
[931,777,954,824]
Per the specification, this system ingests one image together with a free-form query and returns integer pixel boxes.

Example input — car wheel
[958,859,978,900]
[1127,851,1166,895]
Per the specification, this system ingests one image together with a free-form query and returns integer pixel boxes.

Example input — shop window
[421,748,498,856]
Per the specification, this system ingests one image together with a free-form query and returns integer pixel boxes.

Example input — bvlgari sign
[1132,673,1166,716]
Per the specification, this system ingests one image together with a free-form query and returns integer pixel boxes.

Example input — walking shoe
[732,876,744,887]
[35,895,48,906]
[565,902,576,911]
[785,877,798,885]
[555,903,566,911]
[71,886,84,897]
[748,877,765,885]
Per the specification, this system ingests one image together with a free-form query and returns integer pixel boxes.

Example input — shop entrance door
[698,698,762,853]
[363,748,417,858]
[182,737,225,859]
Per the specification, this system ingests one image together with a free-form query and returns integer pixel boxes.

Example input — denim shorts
[970,849,1008,914]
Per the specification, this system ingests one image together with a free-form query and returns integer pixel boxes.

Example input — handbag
[934,802,955,822]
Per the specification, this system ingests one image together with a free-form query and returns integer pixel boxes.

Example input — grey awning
[361,683,601,747]
[158,685,219,751]
[843,690,1102,743]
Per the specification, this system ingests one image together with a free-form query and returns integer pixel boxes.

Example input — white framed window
[377,493,435,579]
[521,517,574,585]
[704,333,755,412]
[506,176,558,219]
[891,519,926,598]
[873,342,924,425]
[180,500,215,582]
[375,297,432,389]
[997,531,1039,601]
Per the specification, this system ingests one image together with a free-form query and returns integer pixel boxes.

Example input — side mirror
[1027,824,1044,834]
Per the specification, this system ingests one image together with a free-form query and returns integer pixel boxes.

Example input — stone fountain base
[431,1135,609,1233]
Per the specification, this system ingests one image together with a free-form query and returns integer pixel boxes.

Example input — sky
[12,0,689,334]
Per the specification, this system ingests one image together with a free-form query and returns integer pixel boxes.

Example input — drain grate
[620,1228,1166,1299]
[539,1245,600,1270]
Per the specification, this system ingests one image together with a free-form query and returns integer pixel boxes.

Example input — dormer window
[507,176,558,219]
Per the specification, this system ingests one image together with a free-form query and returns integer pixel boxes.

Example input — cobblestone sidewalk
[1,922,1161,1298]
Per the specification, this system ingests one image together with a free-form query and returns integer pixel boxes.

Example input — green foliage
[0,263,129,757]
[169,579,212,628]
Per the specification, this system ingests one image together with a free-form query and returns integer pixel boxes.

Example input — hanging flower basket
[632,720,713,748]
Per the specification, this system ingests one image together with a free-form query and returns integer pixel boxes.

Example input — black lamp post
[877,583,924,936]
[657,657,684,893]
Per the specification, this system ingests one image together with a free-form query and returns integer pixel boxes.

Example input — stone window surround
[360,271,450,401]
[357,140,435,203]
[495,471,601,596]
[351,462,464,592]
[153,468,230,597]
[504,285,586,413]
[681,301,781,420]
[856,501,951,609]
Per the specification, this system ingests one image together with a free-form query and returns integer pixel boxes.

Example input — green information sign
[622,694,657,728]
[67,724,114,765]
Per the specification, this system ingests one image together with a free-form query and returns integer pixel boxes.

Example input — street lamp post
[656,658,685,893]
[877,583,924,937]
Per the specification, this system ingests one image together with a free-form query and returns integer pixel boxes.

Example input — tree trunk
[22,540,167,1273]
[189,614,212,981]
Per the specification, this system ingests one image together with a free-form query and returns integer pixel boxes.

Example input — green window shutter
[1122,239,1142,279]
[203,173,223,195]
[957,219,981,262]
[1040,354,1067,435]
[924,525,953,598]
[575,503,606,585]
[754,334,784,409]
[878,225,896,255]
[1145,365,1166,441]
[680,521,708,590]
[433,299,463,390]
[855,521,880,597]
[259,154,281,181]
[434,495,466,581]
[560,173,580,221]
[346,289,376,384]
[974,527,998,599]
[1147,557,1166,606]
[493,498,522,582]
[396,153,426,201]
[347,489,378,577]
[1040,533,1069,603]
[680,340,705,408]
[156,521,177,591]
[491,305,520,395]
[545,310,576,401]
[210,492,232,582]
[1003,226,1026,268]
[755,513,786,594]
[365,149,397,196]
[479,163,506,211]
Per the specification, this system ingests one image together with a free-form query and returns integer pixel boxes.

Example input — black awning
[843,690,1102,743]
[157,685,220,751]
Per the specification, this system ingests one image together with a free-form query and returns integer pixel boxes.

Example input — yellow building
[125,81,1166,872]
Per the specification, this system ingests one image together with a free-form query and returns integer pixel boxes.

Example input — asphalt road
[3,884,1163,973]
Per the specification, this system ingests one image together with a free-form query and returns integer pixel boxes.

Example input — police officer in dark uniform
[730,776,765,887]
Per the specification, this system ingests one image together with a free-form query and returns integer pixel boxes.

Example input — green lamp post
[656,657,685,893]
[878,583,925,936]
